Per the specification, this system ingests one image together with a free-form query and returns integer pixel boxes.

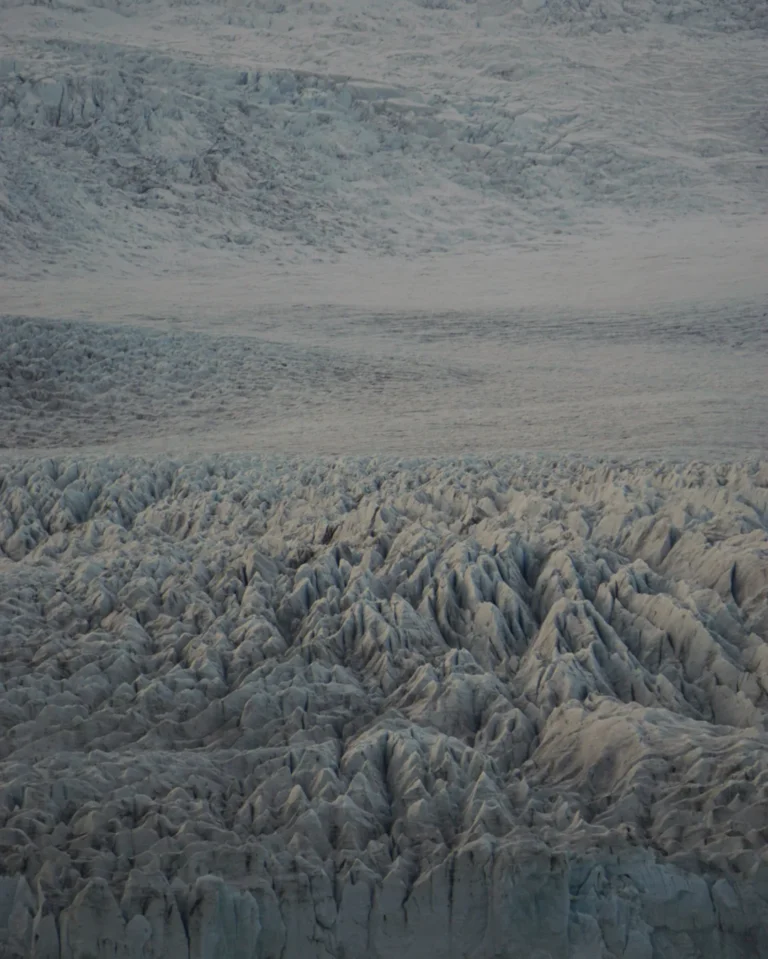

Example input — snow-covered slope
[1,456,768,958]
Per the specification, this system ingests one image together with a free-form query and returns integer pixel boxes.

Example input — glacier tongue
[0,455,767,958]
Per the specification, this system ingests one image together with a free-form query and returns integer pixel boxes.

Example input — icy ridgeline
[1,457,768,959]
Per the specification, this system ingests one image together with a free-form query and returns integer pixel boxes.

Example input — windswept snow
[1,456,768,958]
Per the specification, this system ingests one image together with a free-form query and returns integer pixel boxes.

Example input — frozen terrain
[2,0,768,458]
[1,456,768,959]
[2,0,768,269]
[1,0,768,956]
[1,0,768,458]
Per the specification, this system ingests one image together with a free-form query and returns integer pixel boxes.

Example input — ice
[1,0,766,460]
[0,0,767,955]
[1,0,767,287]
[0,456,768,958]
[2,309,766,459]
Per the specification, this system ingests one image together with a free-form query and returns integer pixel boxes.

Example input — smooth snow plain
[1,0,768,956]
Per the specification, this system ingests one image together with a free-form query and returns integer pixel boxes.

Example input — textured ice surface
[2,309,767,460]
[1,0,767,306]
[2,0,767,460]
[1,0,768,954]
[1,455,767,958]
[1,0,767,268]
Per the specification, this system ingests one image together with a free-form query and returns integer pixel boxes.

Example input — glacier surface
[1,0,768,954]
[1,455,768,958]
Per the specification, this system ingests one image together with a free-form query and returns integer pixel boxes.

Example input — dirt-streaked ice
[1,0,767,309]
[1,456,768,958]
[1,0,768,956]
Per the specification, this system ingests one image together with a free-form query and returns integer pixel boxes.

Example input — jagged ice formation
[0,455,767,958]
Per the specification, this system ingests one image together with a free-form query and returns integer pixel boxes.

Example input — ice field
[1,0,767,955]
